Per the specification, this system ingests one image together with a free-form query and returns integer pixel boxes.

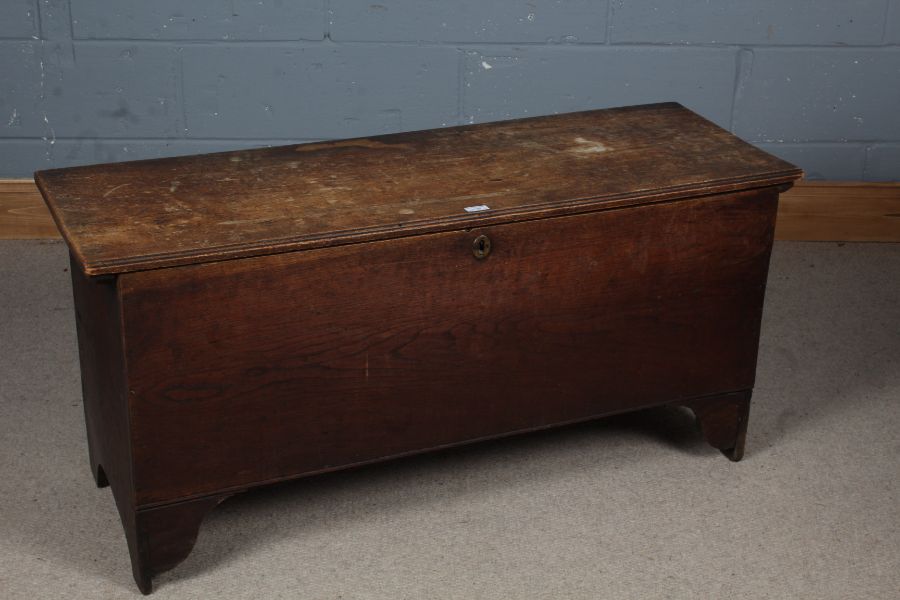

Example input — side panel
[121,188,778,506]
[70,260,143,578]
[72,261,132,505]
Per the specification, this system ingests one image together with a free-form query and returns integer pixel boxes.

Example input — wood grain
[69,257,145,588]
[119,188,777,506]
[5,179,897,243]
[51,107,800,592]
[774,181,900,242]
[34,103,800,275]
[0,179,59,239]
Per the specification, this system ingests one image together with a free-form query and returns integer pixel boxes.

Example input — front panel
[120,188,778,506]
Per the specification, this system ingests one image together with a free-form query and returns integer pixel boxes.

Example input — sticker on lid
[464,205,491,213]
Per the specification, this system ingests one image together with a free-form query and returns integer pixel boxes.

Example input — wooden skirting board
[0,179,61,239]
[773,181,900,242]
[1,178,898,242]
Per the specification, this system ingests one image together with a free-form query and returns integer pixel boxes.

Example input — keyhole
[472,234,491,259]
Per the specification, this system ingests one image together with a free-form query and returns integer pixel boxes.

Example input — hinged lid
[36,103,802,276]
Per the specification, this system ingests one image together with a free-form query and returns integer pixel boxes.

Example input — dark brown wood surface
[70,258,148,588]
[37,103,800,276]
[52,105,802,592]
[23,179,900,243]
[118,187,777,506]
[682,390,752,461]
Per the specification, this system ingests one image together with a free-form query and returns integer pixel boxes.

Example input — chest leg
[681,390,752,461]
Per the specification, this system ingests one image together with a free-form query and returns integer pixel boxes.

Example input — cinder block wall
[1,1,898,179]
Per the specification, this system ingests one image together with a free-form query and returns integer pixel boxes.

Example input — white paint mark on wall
[37,52,56,158]
[481,61,493,70]
[7,109,18,127]
[42,113,56,146]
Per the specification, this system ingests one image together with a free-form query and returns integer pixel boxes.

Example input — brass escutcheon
[472,234,491,259]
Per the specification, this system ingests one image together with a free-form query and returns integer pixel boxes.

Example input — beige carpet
[1,240,898,599]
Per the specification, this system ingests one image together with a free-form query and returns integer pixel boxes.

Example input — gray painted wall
[1,1,898,180]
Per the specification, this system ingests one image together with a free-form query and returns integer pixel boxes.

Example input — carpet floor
[1,240,898,599]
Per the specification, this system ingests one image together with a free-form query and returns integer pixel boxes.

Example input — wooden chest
[36,103,802,593]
